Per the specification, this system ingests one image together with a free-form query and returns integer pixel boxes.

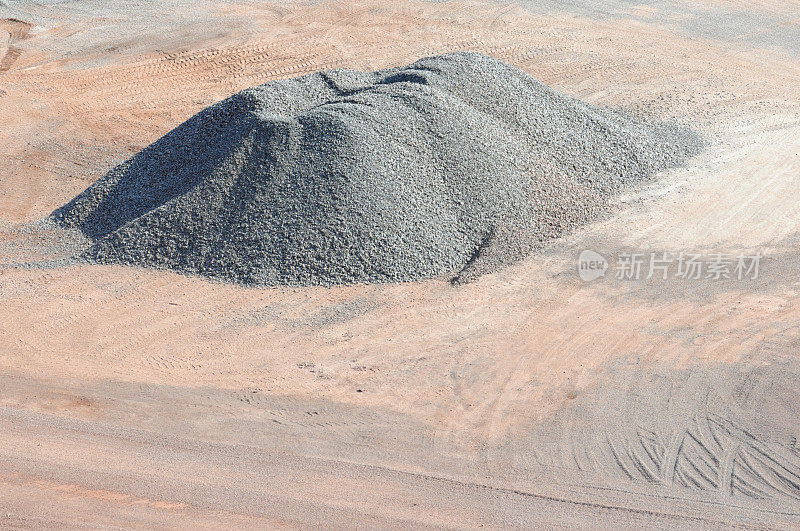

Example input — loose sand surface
[1,0,800,527]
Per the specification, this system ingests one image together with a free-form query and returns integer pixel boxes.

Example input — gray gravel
[52,51,703,286]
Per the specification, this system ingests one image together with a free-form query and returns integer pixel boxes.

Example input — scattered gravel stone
[52,52,703,286]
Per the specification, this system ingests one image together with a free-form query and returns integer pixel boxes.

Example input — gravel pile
[52,52,702,286]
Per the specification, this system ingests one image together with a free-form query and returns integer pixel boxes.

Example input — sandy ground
[1,0,800,527]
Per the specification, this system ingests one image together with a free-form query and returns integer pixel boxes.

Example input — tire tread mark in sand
[661,429,687,486]
[713,413,800,478]
[684,430,720,485]
[708,414,800,501]
[732,452,771,500]
[743,446,800,501]
[695,410,724,464]
[606,434,635,480]
[675,462,704,490]
[637,428,665,472]
[570,435,588,471]
[719,443,740,497]
[628,438,660,483]
[680,441,719,490]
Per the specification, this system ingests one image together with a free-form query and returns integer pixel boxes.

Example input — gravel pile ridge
[52,52,703,286]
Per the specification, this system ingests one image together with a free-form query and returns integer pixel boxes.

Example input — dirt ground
[1,0,800,527]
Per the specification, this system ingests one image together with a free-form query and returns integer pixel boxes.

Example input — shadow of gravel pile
[52,52,702,286]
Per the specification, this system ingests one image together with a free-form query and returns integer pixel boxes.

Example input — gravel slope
[53,51,702,285]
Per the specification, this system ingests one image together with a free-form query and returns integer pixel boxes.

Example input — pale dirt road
[1,0,800,527]
[0,375,794,528]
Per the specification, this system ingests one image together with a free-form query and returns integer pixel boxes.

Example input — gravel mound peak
[53,52,702,286]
